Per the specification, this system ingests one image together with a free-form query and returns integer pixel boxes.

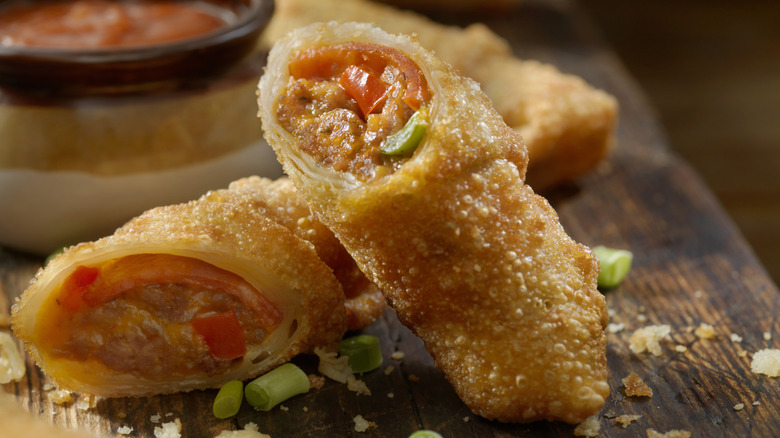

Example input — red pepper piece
[191,310,247,360]
[338,65,390,119]
[59,265,100,313]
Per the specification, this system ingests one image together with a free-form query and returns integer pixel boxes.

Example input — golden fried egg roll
[258,22,608,424]
[11,195,346,397]
[201,176,386,330]
[261,0,618,191]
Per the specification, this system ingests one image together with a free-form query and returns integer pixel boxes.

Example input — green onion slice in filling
[380,106,428,156]
[245,363,310,411]
[592,245,633,289]
[212,380,243,419]
[338,334,383,373]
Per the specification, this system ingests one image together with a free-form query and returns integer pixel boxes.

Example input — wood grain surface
[3,1,780,437]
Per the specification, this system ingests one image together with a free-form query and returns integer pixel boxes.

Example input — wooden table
[3,1,779,436]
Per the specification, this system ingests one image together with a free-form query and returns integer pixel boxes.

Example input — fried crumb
[622,372,653,397]
[408,374,420,382]
[347,376,371,395]
[384,365,395,375]
[315,345,352,383]
[629,325,671,356]
[573,415,600,437]
[279,405,289,411]
[738,350,748,358]
[387,392,394,398]
[615,414,642,428]
[391,351,405,360]
[694,323,716,339]
[675,345,688,353]
[308,374,326,390]
[733,403,745,411]
[153,418,182,438]
[764,332,772,341]
[607,322,625,334]
[48,389,74,405]
[750,349,780,377]
[646,428,691,438]
[752,401,760,406]
[353,415,377,432]
[150,414,162,423]
[730,333,743,343]
[214,422,271,438]
[117,425,134,435]
[0,332,25,384]
[76,394,97,411]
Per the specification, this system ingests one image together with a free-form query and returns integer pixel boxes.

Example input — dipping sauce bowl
[0,0,277,255]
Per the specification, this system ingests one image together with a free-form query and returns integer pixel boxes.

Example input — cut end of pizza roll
[258,21,608,424]
[11,198,346,397]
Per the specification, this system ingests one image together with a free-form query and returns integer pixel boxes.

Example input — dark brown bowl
[0,0,275,95]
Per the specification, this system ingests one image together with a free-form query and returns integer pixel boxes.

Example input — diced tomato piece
[191,310,247,360]
[339,65,389,119]
[59,265,100,313]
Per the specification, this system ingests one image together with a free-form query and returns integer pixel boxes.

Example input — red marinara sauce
[0,0,227,49]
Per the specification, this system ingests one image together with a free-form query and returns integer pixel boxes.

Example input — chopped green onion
[245,363,310,411]
[338,334,383,373]
[44,246,67,266]
[592,245,633,289]
[380,106,428,156]
[409,431,443,438]
[212,380,243,419]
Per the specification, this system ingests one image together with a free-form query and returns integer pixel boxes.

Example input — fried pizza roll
[11,197,346,397]
[258,22,608,424]
[201,176,386,330]
[261,0,618,191]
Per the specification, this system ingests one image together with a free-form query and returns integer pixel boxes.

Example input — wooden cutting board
[3,1,779,436]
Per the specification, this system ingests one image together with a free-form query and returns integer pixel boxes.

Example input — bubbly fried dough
[12,194,346,397]
[258,22,609,423]
[260,0,618,191]
[202,176,386,330]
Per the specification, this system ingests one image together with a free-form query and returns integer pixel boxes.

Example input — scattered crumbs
[622,372,653,397]
[165,412,174,417]
[42,383,55,391]
[279,405,289,412]
[391,351,405,361]
[118,412,127,419]
[49,389,74,405]
[733,403,745,411]
[117,425,134,435]
[638,305,646,312]
[730,333,743,343]
[214,422,271,438]
[674,345,688,353]
[750,348,780,377]
[603,411,617,419]
[615,414,642,428]
[353,415,377,432]
[573,415,600,437]
[646,428,691,438]
[752,401,760,406]
[76,394,97,411]
[764,332,772,341]
[608,308,616,318]
[150,414,162,423]
[0,332,25,383]
[315,345,352,383]
[347,376,372,395]
[462,416,470,423]
[607,322,625,334]
[384,365,395,375]
[637,314,648,323]
[308,373,326,390]
[408,374,420,382]
[303,406,309,412]
[387,392,394,398]
[153,418,182,438]
[693,290,703,298]
[694,323,716,339]
[738,350,748,358]
[629,325,671,356]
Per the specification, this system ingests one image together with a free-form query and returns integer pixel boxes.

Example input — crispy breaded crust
[259,22,608,423]
[261,0,618,190]
[202,176,386,330]
[12,195,346,397]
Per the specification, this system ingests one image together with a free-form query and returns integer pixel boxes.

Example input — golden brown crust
[258,22,608,424]
[202,176,386,330]
[261,0,618,191]
[11,193,347,397]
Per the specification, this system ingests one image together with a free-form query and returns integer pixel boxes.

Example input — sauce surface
[0,0,227,48]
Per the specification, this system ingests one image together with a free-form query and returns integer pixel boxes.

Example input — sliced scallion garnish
[380,106,428,156]
[592,245,633,289]
[245,363,310,411]
[212,380,243,419]
[338,334,383,373]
